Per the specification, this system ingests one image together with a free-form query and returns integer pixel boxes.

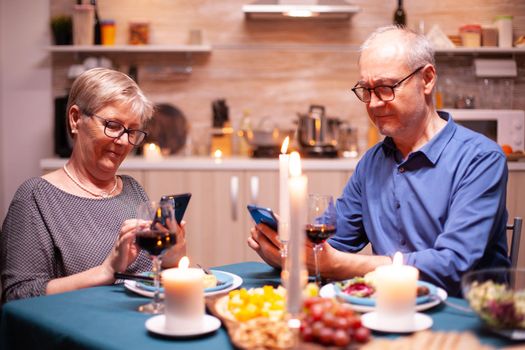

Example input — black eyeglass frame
[351,66,425,103]
[88,113,148,146]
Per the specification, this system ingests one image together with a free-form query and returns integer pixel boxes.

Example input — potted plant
[50,15,73,45]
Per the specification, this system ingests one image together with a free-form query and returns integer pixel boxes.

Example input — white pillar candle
[161,256,205,330]
[143,143,162,160]
[279,136,291,243]
[374,252,419,325]
[286,151,307,317]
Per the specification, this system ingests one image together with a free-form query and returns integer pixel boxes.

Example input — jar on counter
[459,24,482,47]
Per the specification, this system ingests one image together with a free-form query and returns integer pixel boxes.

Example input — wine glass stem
[313,244,322,285]
[152,255,161,312]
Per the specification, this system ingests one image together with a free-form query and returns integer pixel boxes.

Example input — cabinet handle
[230,176,239,221]
[250,176,259,204]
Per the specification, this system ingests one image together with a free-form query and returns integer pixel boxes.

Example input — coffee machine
[297,105,339,158]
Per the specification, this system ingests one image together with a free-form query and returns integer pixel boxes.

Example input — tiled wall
[50,0,525,152]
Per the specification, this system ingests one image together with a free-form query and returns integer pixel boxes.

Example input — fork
[197,264,225,286]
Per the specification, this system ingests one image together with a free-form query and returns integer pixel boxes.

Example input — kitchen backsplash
[50,0,525,153]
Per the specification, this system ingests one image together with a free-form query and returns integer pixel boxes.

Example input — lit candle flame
[178,256,190,269]
[289,151,302,177]
[213,149,222,159]
[281,136,290,154]
[147,143,158,152]
[393,251,403,266]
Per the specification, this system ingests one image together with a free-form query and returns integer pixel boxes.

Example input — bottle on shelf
[393,0,406,27]
[90,0,102,45]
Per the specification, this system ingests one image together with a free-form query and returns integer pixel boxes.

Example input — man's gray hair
[360,25,435,69]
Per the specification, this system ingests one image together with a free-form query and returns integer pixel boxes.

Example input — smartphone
[247,204,279,231]
[161,193,192,224]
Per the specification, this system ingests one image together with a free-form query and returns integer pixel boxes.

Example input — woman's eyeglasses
[89,114,147,146]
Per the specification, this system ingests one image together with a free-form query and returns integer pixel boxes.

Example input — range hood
[243,0,360,20]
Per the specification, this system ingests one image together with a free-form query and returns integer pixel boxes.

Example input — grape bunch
[301,297,371,347]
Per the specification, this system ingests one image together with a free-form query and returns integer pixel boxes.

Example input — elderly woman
[0,68,186,303]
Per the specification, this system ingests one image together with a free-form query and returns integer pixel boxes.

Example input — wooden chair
[508,217,523,268]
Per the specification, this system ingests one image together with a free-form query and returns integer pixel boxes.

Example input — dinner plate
[361,312,433,333]
[136,270,234,293]
[319,283,447,313]
[145,314,221,337]
[124,270,243,298]
[334,281,438,306]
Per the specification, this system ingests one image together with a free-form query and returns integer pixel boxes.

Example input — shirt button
[400,239,406,245]
[396,202,401,209]
[399,167,405,173]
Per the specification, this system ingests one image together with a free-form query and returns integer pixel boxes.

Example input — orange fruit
[501,144,513,156]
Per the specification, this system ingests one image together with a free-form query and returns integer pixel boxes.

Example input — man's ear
[422,64,437,96]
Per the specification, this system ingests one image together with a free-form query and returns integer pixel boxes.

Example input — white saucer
[145,314,221,337]
[124,270,243,298]
[361,312,433,333]
[319,283,448,313]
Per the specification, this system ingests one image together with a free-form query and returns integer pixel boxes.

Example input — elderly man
[248,26,509,296]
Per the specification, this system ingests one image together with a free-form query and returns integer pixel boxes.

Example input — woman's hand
[161,220,187,268]
[102,219,144,281]
[247,223,283,269]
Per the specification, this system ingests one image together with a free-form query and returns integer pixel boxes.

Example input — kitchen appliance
[446,109,525,151]
[297,105,339,158]
[243,129,295,158]
[242,0,360,20]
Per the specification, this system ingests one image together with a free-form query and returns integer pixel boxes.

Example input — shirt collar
[381,111,456,165]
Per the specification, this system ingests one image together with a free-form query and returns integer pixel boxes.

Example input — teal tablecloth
[0,262,518,349]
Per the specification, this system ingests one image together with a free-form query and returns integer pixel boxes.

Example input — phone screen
[247,204,278,231]
[161,193,192,224]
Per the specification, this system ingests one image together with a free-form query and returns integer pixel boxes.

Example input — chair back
[508,217,523,268]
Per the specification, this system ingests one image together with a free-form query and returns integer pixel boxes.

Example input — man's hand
[247,224,283,269]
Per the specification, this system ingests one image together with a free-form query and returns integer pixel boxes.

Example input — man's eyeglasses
[89,114,147,146]
[351,66,424,103]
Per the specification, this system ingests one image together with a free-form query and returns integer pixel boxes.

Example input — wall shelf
[435,47,525,55]
[47,44,212,53]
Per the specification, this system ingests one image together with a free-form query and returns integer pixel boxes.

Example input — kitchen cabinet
[506,171,525,269]
[41,158,525,268]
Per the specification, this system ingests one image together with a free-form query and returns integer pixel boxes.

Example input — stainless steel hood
[243,0,360,20]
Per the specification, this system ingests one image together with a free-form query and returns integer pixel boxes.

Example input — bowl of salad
[461,268,525,329]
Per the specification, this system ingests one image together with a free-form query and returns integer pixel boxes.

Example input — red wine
[305,224,336,244]
[136,230,176,256]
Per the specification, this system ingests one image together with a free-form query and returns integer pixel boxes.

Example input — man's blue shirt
[329,111,510,296]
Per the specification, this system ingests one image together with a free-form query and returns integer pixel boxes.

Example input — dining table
[0,261,519,349]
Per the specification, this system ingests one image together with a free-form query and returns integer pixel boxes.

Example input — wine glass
[135,200,177,314]
[306,194,337,285]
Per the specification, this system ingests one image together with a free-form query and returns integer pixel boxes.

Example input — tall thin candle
[279,136,290,244]
[286,151,307,317]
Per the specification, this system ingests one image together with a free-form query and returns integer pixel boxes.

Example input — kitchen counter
[40,157,525,171]
[41,156,361,171]
[41,156,525,171]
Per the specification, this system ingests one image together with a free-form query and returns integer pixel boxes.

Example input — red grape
[354,327,371,343]
[334,316,350,330]
[310,304,324,321]
[322,312,338,328]
[318,327,334,346]
[333,329,351,347]
[311,321,324,338]
[301,326,314,342]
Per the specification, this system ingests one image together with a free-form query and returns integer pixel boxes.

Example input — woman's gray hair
[66,68,154,136]
[360,25,435,70]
